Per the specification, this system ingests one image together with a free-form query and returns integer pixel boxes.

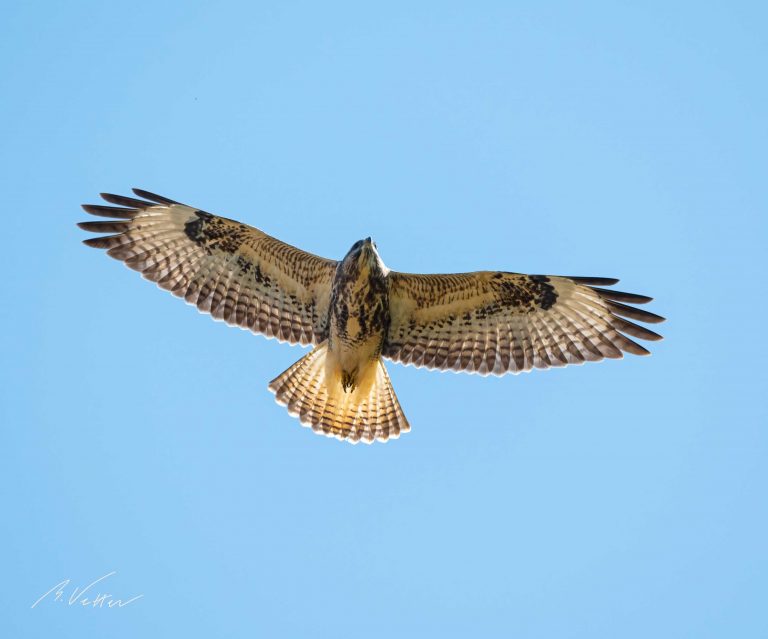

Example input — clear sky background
[1,1,766,637]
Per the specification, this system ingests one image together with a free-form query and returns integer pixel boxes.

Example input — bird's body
[79,189,665,444]
[327,239,389,395]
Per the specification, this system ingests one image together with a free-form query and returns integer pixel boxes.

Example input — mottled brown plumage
[81,191,335,344]
[79,189,665,444]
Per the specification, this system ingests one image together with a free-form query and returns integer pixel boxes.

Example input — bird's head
[341,237,388,276]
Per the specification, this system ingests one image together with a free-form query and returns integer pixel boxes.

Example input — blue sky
[1,1,766,637]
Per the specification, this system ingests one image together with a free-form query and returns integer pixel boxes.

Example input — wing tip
[131,188,179,205]
[589,286,654,305]
[82,236,113,248]
[100,192,155,208]
[81,203,138,219]
[606,300,666,325]
[624,341,652,356]
[568,276,620,286]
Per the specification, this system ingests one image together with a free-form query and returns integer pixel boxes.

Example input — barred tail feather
[268,344,410,444]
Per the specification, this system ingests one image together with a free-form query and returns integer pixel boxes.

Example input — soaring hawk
[79,189,665,444]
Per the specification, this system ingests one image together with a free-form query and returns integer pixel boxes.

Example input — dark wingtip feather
[131,188,179,205]
[81,204,137,219]
[590,287,653,304]
[78,220,130,233]
[82,235,120,249]
[100,192,154,208]
[568,276,620,285]
[607,300,666,324]
[613,317,664,342]
[620,337,652,356]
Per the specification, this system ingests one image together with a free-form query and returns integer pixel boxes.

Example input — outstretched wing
[384,272,664,375]
[79,189,337,345]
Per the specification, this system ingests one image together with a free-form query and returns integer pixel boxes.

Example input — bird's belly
[325,331,383,397]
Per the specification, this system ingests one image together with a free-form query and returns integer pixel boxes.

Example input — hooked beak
[358,237,374,255]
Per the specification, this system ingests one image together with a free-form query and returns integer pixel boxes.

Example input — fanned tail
[268,343,410,444]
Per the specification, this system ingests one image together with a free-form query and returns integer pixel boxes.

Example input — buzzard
[79,189,664,444]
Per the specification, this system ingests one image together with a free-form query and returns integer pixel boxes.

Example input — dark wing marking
[79,189,337,345]
[384,271,664,375]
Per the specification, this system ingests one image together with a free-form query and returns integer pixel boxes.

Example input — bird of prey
[79,189,664,444]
